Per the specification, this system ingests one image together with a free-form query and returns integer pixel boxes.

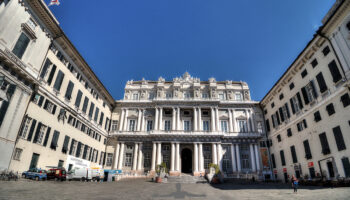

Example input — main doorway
[181,148,192,173]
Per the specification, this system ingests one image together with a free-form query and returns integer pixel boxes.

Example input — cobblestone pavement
[0,178,350,200]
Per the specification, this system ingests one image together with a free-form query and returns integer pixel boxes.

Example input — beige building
[261,0,350,182]
[107,73,270,179]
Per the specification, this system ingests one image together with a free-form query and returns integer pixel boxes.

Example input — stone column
[159,107,163,131]
[251,110,256,132]
[235,144,241,172]
[172,108,176,131]
[176,143,180,171]
[199,143,204,172]
[212,143,217,164]
[216,107,220,132]
[177,107,181,130]
[157,142,162,165]
[198,107,202,131]
[137,143,143,170]
[250,144,256,172]
[193,107,197,131]
[118,143,125,169]
[141,109,146,131]
[232,110,237,132]
[228,109,233,132]
[211,107,216,132]
[254,144,260,171]
[119,109,125,131]
[217,143,222,172]
[230,144,237,172]
[113,143,120,169]
[194,143,199,173]
[154,108,159,131]
[133,143,139,170]
[123,109,129,131]
[137,109,142,131]
[170,143,175,172]
[151,142,157,171]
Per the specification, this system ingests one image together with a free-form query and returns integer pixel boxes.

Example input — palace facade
[107,73,270,178]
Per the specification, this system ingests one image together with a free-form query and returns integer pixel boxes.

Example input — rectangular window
[47,65,57,85]
[290,95,300,114]
[166,93,172,99]
[280,150,286,166]
[279,93,284,100]
[238,120,248,132]
[164,120,171,131]
[342,157,350,178]
[311,58,318,68]
[203,121,210,131]
[20,116,32,139]
[219,93,225,100]
[82,97,89,113]
[62,135,70,154]
[332,126,346,151]
[202,93,209,99]
[88,102,95,118]
[64,81,74,100]
[235,93,242,101]
[50,130,60,150]
[94,107,99,122]
[74,90,82,108]
[319,132,331,155]
[221,120,228,132]
[290,145,298,163]
[314,111,321,122]
[99,112,104,126]
[328,60,342,83]
[128,119,136,131]
[12,33,30,59]
[106,153,113,167]
[301,69,308,78]
[322,46,330,56]
[36,125,47,145]
[124,153,133,167]
[303,140,312,160]
[184,120,191,131]
[316,72,328,93]
[147,120,153,131]
[277,134,281,142]
[53,70,65,91]
[341,93,350,108]
[289,83,295,90]
[271,154,276,168]
[40,59,52,79]
[43,99,56,114]
[297,119,307,132]
[111,120,118,131]
[133,93,139,100]
[287,128,292,137]
[265,119,270,132]
[184,92,191,99]
[13,148,23,161]
[326,103,335,116]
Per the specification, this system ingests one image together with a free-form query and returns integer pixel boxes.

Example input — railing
[110,130,263,137]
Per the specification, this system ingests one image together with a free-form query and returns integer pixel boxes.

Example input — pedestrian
[291,175,299,193]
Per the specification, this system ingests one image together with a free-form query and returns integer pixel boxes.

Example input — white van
[67,167,104,181]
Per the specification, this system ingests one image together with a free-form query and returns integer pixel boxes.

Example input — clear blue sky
[46,0,335,100]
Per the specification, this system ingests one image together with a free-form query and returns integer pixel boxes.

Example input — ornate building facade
[108,73,270,178]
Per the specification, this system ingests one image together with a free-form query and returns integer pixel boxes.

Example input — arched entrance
[181,148,192,173]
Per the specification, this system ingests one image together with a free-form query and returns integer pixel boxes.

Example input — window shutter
[265,119,270,132]
[285,103,290,118]
[69,139,75,155]
[296,92,303,109]
[290,145,298,163]
[301,87,309,105]
[89,148,93,160]
[290,98,295,114]
[76,142,82,157]
[43,126,51,146]
[333,126,346,151]
[342,158,350,178]
[279,107,285,122]
[316,72,328,93]
[52,105,57,115]
[303,119,307,128]
[271,115,275,128]
[82,97,89,113]
[275,111,281,125]
[0,100,9,126]
[94,107,99,122]
[40,59,52,79]
[62,136,70,153]
[271,154,276,168]
[89,103,95,118]
[26,119,37,141]
[74,90,83,107]
[38,96,44,107]
[83,145,88,159]
[303,140,312,159]
[280,150,286,166]
[7,84,16,99]
[32,122,42,143]
[64,81,74,100]
[47,65,57,85]
[50,131,60,150]
[310,80,318,98]
[95,151,99,162]
[328,60,342,83]
[53,70,65,91]
[319,132,331,155]
[99,112,104,125]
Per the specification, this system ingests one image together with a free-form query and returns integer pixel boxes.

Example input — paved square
[0,179,349,200]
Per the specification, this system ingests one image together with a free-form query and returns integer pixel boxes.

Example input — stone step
[166,175,207,184]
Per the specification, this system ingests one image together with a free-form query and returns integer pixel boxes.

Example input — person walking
[291,175,299,193]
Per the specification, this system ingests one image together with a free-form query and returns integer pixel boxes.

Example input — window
[240,145,250,170]
[319,132,331,155]
[302,81,318,104]
[111,120,118,131]
[147,120,153,131]
[301,69,308,78]
[203,121,210,131]
[148,93,155,100]
[322,46,330,56]
[20,116,32,139]
[124,153,133,167]
[238,120,247,132]
[311,59,318,68]
[88,102,95,118]
[53,70,65,91]
[202,93,209,99]
[99,112,104,126]
[326,103,335,116]
[316,72,328,93]
[289,83,295,90]
[13,148,23,161]
[50,130,60,150]
[280,150,286,166]
[219,93,225,100]
[166,93,172,99]
[128,120,136,131]
[290,145,298,163]
[58,160,64,168]
[74,90,82,108]
[279,93,284,100]
[290,95,301,114]
[271,102,275,108]
[222,146,232,173]
[314,111,322,122]
[12,33,30,59]
[235,93,242,101]
[132,93,139,100]
[328,60,342,83]
[296,119,307,132]
[82,97,89,113]
[257,121,263,133]
[271,114,278,128]
[40,59,52,79]
[203,145,212,169]
[271,154,276,168]
[164,120,171,131]
[265,119,270,132]
[94,107,99,122]
[342,157,350,178]
[287,128,292,137]
[43,99,56,114]
[106,153,113,167]
[220,120,228,132]
[35,124,47,145]
[62,136,70,154]
[277,135,281,142]
[184,120,191,131]
[341,93,350,107]
[333,126,346,151]
[64,81,74,100]
[184,92,191,99]
[303,140,312,160]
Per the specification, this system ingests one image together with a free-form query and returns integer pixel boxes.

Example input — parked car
[47,167,66,181]
[67,168,104,181]
[22,168,47,181]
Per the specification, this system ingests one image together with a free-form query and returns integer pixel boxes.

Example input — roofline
[260,0,345,104]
